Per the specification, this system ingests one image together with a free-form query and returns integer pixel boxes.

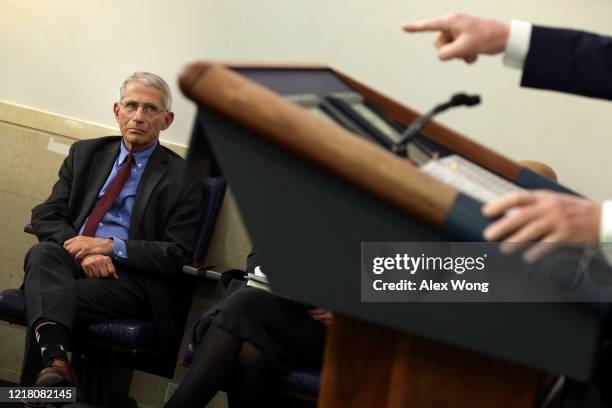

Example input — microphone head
[450,93,481,107]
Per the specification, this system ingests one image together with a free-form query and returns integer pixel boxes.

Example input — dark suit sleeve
[30,144,79,244]
[522,25,612,101]
[124,182,202,278]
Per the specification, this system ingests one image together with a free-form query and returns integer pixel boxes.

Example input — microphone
[392,93,481,157]
[449,93,481,108]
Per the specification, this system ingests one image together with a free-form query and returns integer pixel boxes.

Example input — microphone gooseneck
[393,93,481,157]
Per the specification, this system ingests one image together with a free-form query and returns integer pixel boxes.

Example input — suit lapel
[129,144,168,239]
[74,141,120,229]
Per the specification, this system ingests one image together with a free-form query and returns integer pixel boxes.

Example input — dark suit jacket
[522,25,612,101]
[30,135,202,376]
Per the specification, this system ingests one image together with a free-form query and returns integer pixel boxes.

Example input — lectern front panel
[192,108,601,381]
[181,62,605,383]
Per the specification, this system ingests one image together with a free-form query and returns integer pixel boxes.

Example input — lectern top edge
[179,61,571,239]
[179,62,541,184]
[179,62,463,228]
[179,62,328,96]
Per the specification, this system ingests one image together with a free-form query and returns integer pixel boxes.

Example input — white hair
[119,71,172,111]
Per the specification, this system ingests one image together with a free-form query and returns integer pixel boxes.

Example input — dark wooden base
[319,315,549,408]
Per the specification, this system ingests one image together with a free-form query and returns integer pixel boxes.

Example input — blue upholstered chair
[0,176,226,408]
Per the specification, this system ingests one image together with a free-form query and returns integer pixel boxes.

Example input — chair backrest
[191,176,226,263]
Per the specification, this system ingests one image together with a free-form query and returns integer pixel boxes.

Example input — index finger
[402,17,450,33]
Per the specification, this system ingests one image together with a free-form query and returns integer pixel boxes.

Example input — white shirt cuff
[599,201,612,242]
[598,201,612,266]
[502,20,532,69]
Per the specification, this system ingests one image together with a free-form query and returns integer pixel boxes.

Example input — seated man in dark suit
[21,72,201,390]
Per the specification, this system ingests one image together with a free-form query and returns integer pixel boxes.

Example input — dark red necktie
[82,154,134,237]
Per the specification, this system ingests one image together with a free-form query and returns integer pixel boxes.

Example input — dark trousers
[20,241,153,385]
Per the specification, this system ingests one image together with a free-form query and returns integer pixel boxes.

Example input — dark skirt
[192,279,326,374]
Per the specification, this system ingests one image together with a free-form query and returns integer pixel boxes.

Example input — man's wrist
[106,238,114,254]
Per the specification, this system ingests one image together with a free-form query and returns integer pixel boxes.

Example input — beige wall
[0,102,250,407]
[2,1,612,404]
[2,0,612,199]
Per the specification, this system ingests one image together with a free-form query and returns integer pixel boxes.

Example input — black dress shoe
[17,360,78,407]
[34,359,78,388]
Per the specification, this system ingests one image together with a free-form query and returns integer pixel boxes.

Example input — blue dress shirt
[78,140,157,260]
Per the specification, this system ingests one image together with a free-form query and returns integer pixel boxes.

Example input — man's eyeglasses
[120,101,165,115]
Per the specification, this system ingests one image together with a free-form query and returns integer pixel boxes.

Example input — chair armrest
[24,224,34,235]
[182,261,219,279]
[182,262,238,281]
[182,264,246,290]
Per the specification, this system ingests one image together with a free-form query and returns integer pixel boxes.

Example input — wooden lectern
[179,63,605,407]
